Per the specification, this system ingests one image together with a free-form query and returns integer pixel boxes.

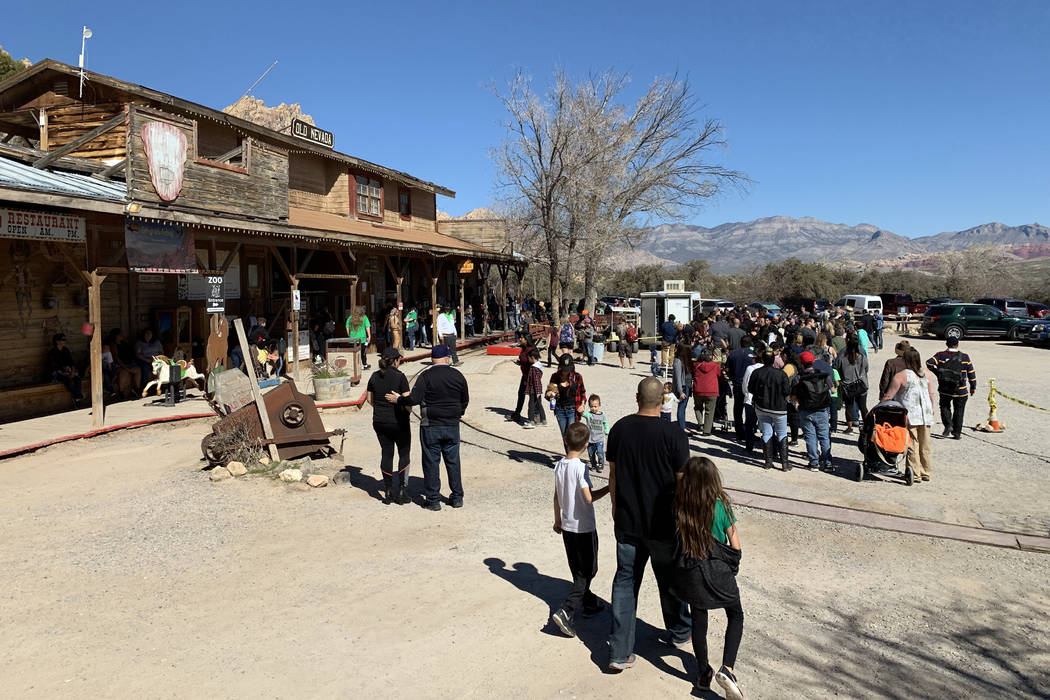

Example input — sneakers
[552,608,575,637]
[522,421,535,430]
[608,654,636,672]
[663,634,692,650]
[423,501,441,511]
[716,666,745,700]
[807,462,820,471]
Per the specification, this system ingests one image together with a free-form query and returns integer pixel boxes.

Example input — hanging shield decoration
[141,121,187,201]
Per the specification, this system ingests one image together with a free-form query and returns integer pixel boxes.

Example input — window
[356,175,382,218]
[398,188,411,219]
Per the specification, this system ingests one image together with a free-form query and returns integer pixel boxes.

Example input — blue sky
[3,0,1047,237]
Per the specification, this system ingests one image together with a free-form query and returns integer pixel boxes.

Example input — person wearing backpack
[618,321,638,370]
[557,316,576,361]
[925,337,976,440]
[794,351,834,471]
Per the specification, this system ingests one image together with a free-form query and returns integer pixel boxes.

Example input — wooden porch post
[87,271,106,427]
[497,266,508,331]
[431,276,439,344]
[458,275,466,338]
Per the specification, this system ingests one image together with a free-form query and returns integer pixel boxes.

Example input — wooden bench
[0,379,90,424]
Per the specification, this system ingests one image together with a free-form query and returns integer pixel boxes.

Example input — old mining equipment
[201,382,345,465]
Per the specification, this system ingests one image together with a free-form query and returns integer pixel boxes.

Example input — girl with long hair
[881,347,937,483]
[346,305,372,370]
[672,343,695,432]
[674,457,745,699]
[366,347,411,504]
[833,336,869,433]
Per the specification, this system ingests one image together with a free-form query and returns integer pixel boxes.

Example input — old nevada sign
[291,119,334,149]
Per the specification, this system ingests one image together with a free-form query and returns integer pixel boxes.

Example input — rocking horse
[142,355,206,397]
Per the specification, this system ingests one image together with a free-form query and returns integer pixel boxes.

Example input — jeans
[419,424,463,505]
[756,408,788,442]
[55,372,84,400]
[527,395,546,424]
[554,405,577,439]
[609,538,691,664]
[406,326,416,351]
[692,601,745,671]
[939,395,967,437]
[442,334,459,363]
[693,395,717,435]
[830,395,840,432]
[583,341,595,365]
[676,393,690,430]
[744,404,758,449]
[588,441,605,471]
[374,421,411,496]
[874,327,884,350]
[799,408,832,465]
[844,391,868,423]
[732,384,746,440]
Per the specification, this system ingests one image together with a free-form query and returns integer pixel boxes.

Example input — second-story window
[356,175,382,218]
[398,188,411,218]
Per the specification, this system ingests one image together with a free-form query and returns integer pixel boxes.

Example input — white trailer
[640,285,703,348]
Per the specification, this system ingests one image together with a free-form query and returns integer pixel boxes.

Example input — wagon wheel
[280,402,306,429]
[201,433,225,465]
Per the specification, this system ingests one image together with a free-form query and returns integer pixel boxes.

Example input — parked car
[975,297,1029,318]
[748,301,782,315]
[879,293,928,316]
[781,297,830,313]
[1025,301,1050,319]
[701,299,736,314]
[923,297,963,306]
[834,295,883,314]
[600,295,628,307]
[1015,318,1050,346]
[921,303,1023,340]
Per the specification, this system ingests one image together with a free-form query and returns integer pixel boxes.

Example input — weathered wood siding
[127,106,289,220]
[288,154,349,215]
[46,102,127,160]
[437,219,509,251]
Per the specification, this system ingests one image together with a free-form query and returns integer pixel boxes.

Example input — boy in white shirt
[552,422,609,637]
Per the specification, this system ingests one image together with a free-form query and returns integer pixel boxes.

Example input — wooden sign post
[233,317,280,462]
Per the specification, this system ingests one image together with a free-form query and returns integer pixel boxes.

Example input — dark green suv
[921,304,1023,340]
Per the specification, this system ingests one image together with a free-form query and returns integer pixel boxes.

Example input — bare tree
[493,68,747,315]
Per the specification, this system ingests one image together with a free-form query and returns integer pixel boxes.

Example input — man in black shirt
[726,339,757,443]
[607,376,691,672]
[388,344,469,510]
[725,317,747,351]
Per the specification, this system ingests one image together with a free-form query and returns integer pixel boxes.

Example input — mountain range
[635,217,1050,272]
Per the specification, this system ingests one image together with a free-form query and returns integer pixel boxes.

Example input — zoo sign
[0,207,86,242]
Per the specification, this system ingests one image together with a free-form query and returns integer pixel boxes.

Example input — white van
[835,295,883,313]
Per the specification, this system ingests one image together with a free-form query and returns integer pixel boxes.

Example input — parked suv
[1025,301,1049,319]
[975,298,1029,317]
[921,304,1023,340]
[879,293,927,316]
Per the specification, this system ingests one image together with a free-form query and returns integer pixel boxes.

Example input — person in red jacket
[693,349,722,436]
[506,332,535,425]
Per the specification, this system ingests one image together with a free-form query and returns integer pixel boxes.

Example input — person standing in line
[794,351,833,471]
[506,332,535,425]
[546,354,587,442]
[833,337,869,434]
[740,346,765,453]
[386,344,469,510]
[692,349,721,436]
[581,394,610,473]
[660,314,679,368]
[346,306,372,371]
[873,310,884,351]
[606,377,692,673]
[747,349,792,471]
[522,348,547,429]
[671,457,746,699]
[550,422,609,638]
[726,339,756,443]
[672,343,694,433]
[437,305,461,367]
[925,336,976,440]
[883,347,937,482]
[725,317,747,351]
[878,340,910,398]
[617,319,637,370]
[366,347,412,504]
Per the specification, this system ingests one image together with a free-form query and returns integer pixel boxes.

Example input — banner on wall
[125,220,197,273]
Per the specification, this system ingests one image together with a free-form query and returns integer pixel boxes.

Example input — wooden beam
[297,249,316,275]
[38,108,48,151]
[87,271,107,428]
[232,317,280,462]
[91,158,126,181]
[33,112,127,169]
[296,273,358,280]
[55,244,91,285]
[104,244,127,268]
[382,254,398,280]
[96,266,130,276]
[213,144,242,164]
[268,246,293,282]
[220,242,241,273]
[335,250,350,275]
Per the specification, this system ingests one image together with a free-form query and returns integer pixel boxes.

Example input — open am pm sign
[1,208,86,242]
[291,119,334,149]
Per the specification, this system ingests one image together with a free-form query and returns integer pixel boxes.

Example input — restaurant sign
[1,207,86,242]
[291,118,334,149]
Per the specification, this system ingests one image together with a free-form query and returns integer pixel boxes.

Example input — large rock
[226,461,247,477]
[278,468,303,483]
[209,466,231,481]
[306,474,329,488]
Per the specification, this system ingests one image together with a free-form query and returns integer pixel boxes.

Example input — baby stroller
[855,400,913,484]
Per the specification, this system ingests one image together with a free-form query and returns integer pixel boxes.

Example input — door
[962,305,994,333]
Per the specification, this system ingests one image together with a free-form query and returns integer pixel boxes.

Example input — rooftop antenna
[78,26,92,98]
[237,60,278,104]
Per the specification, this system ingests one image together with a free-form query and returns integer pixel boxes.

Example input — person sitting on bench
[48,333,84,408]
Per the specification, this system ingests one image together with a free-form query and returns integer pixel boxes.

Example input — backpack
[626,326,639,343]
[559,323,575,345]
[937,353,963,392]
[796,370,831,411]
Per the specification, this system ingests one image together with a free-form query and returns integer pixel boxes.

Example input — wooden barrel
[314,377,344,401]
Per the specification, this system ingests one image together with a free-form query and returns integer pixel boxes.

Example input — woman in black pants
[366,347,412,504]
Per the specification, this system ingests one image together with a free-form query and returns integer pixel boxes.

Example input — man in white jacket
[437,305,461,366]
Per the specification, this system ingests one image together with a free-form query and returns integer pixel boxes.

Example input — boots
[382,474,393,505]
[396,468,411,505]
[762,440,774,469]
[779,438,791,471]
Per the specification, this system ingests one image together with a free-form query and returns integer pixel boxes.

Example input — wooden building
[0,60,523,425]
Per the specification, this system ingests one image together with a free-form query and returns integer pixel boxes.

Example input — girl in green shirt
[675,456,746,699]
[346,306,372,370]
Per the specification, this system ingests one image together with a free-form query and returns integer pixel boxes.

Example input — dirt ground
[1,334,1048,698]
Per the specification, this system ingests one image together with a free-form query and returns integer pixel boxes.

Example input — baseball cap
[381,346,402,362]
[799,351,815,365]
[431,344,451,359]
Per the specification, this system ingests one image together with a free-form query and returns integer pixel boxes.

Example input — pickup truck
[879,293,928,316]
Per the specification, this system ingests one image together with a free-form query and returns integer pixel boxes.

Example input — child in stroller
[855,400,913,484]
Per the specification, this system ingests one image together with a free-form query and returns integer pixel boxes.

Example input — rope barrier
[989,379,1049,413]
